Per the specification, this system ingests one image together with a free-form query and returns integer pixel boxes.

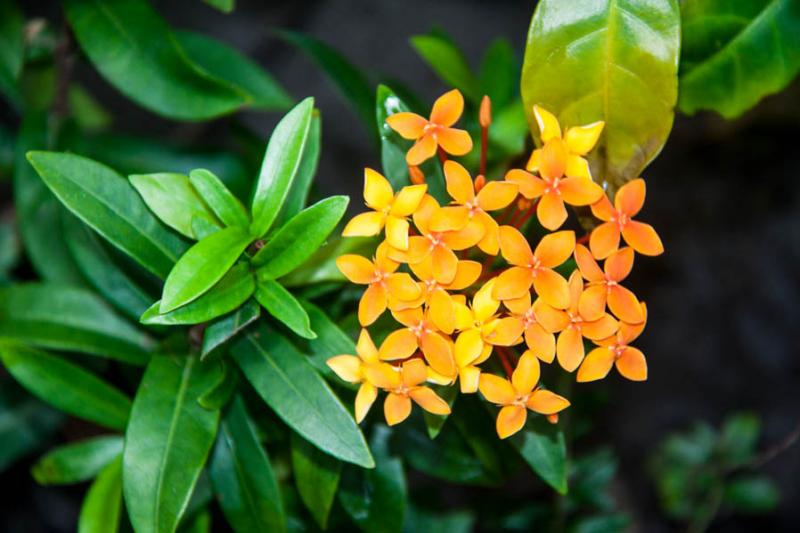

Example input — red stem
[480,126,488,177]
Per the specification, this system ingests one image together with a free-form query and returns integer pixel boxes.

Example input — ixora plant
[0,0,797,531]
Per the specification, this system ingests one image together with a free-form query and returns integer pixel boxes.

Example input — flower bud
[409,165,426,185]
[474,174,486,192]
[479,95,492,128]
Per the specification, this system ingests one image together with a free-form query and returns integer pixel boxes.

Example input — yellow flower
[380,306,456,378]
[367,358,452,426]
[574,244,645,324]
[501,291,557,364]
[578,304,648,382]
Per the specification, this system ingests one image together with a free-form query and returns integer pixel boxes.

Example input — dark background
[2,0,799,531]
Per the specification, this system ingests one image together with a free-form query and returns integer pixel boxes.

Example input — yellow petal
[446,260,482,290]
[375,241,400,273]
[336,255,376,284]
[535,230,575,268]
[616,347,647,381]
[485,317,525,346]
[504,292,531,315]
[412,194,439,234]
[385,272,422,301]
[556,327,584,372]
[406,133,437,166]
[342,211,386,237]
[442,219,485,250]
[401,358,428,387]
[476,211,500,256]
[430,89,464,127]
[429,206,470,233]
[408,255,434,281]
[459,365,481,393]
[356,328,379,363]
[384,393,412,426]
[378,328,419,360]
[477,181,519,211]
[538,138,567,180]
[437,127,473,156]
[390,184,428,217]
[392,307,423,327]
[511,350,540,395]
[409,386,451,415]
[536,192,568,230]
[526,389,570,415]
[358,283,387,326]
[473,278,500,322]
[499,225,533,266]
[443,160,475,204]
[363,168,394,210]
[576,347,615,383]
[354,382,378,423]
[564,121,604,155]
[496,405,527,439]
[385,216,410,250]
[428,288,455,334]
[559,176,604,206]
[420,332,456,378]
[564,154,592,180]
[506,169,545,200]
[533,268,571,309]
[478,373,516,405]
[494,266,534,300]
[533,105,561,142]
[363,362,402,389]
[455,329,484,367]
[431,245,458,285]
[327,355,362,383]
[386,112,427,139]
[525,148,541,172]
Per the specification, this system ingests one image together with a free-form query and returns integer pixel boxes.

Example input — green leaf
[404,505,475,533]
[250,97,314,238]
[253,195,348,276]
[298,300,356,380]
[144,263,255,326]
[723,475,780,513]
[0,383,63,472]
[479,39,517,108]
[64,0,247,120]
[570,513,631,533]
[27,151,189,279]
[291,431,341,529]
[201,299,260,359]
[254,278,315,339]
[0,283,153,365]
[231,324,374,468]
[180,509,211,533]
[69,85,113,131]
[521,0,681,191]
[410,33,479,102]
[176,30,292,111]
[0,0,24,106]
[679,0,800,118]
[78,457,123,533]
[197,361,238,410]
[202,0,234,13]
[488,100,528,157]
[188,168,249,229]
[124,354,221,533]
[161,226,252,312]
[423,385,458,439]
[719,411,761,466]
[278,31,375,132]
[0,342,132,430]
[511,416,568,494]
[275,113,321,226]
[209,396,286,533]
[129,172,221,240]
[32,435,123,486]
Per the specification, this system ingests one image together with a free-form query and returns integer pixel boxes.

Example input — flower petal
[412,194,439,234]
[574,244,605,282]
[559,176,604,206]
[430,89,464,127]
[354,382,378,423]
[363,362,402,389]
[496,405,527,439]
[578,284,607,322]
[607,285,645,324]
[538,138,567,180]
[616,347,647,381]
[443,160,475,204]
[378,328,418,360]
[385,215,410,250]
[556,327,584,372]
[477,181,519,211]
[401,358,428,387]
[590,194,616,222]
[336,254,376,284]
[536,192,568,230]
[363,168,394,210]
[442,219,485,250]
[473,278,500,322]
[504,292,531,315]
[385,272,422,302]
[358,283,387,326]
[485,317,525,346]
[447,260,482,290]
[478,373,516,405]
[564,121,604,155]
[384,393,412,426]
[615,178,645,216]
[604,246,634,281]
[459,365,481,393]
[499,225,534,266]
[409,386,451,415]
[327,355,362,383]
[589,222,621,260]
[512,350,540,395]
[581,313,619,340]
[525,323,556,363]
[455,328,484,367]
[535,230,575,268]
[429,206,470,232]
[622,221,664,256]
[476,211,501,256]
[525,148,541,172]
[429,288,455,334]
[532,299,570,332]
[506,169,546,200]
[526,389,570,415]
[577,347,615,382]
[386,112,427,139]
[431,245,458,285]
[533,268,571,309]
[533,105,561,142]
[342,211,386,237]
[391,184,428,216]
[494,266,534,300]
[565,155,592,180]
[421,332,456,378]
[437,127,473,156]
[356,329,379,363]
[406,133,437,166]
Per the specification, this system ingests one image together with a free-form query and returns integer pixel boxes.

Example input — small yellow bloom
[578,304,648,382]
[502,292,557,364]
[574,244,645,324]
[380,306,456,378]
[367,358,452,426]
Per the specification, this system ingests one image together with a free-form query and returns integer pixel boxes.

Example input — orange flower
[574,244,645,323]
[336,241,421,326]
[386,89,473,165]
[493,225,575,308]
[366,358,451,426]
[534,271,618,372]
[577,305,648,382]
[589,178,664,259]
[502,292,557,364]
[478,351,570,439]
[342,168,427,251]
[505,106,605,230]
[380,306,456,378]
[430,160,519,255]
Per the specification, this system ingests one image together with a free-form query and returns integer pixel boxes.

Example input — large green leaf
[209,396,285,533]
[0,283,152,365]
[0,342,132,430]
[189,169,249,229]
[0,0,24,106]
[521,0,681,191]
[510,416,568,494]
[124,354,221,533]
[254,278,315,339]
[250,97,314,237]
[291,431,341,529]
[253,195,348,277]
[479,38,517,108]
[280,234,374,288]
[176,30,292,111]
[410,33,479,102]
[231,324,374,468]
[203,0,234,13]
[0,383,63,472]
[32,435,123,485]
[275,114,321,226]
[64,0,247,120]
[679,0,800,118]
[27,151,189,279]
[297,300,356,380]
[78,457,123,533]
[129,172,221,240]
[201,299,260,359]
[160,226,252,312]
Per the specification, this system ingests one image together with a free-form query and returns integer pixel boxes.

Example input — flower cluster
[328,90,663,439]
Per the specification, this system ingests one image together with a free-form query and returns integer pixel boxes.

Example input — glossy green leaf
[253,196,348,277]
[32,435,123,486]
[410,33,479,102]
[176,30,291,111]
[280,234,374,288]
[124,354,221,533]
[209,396,285,533]
[64,0,247,120]
[188,169,249,229]
[0,0,24,106]
[250,97,314,237]
[479,38,517,108]
[232,324,374,468]
[521,0,680,191]
[203,0,234,13]
[0,283,152,364]
[201,299,260,359]
[291,431,341,529]
[79,457,123,533]
[197,361,238,410]
[254,278,315,339]
[724,476,780,513]
[278,31,374,132]
[180,509,211,533]
[27,151,189,279]
[130,172,221,240]
[161,226,252,313]
[0,383,63,472]
[510,416,568,494]
[275,113,321,226]
[679,0,800,118]
[404,505,475,533]
[298,300,356,380]
[0,342,132,430]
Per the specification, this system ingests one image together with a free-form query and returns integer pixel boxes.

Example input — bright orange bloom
[336,242,421,326]
[534,271,618,372]
[590,178,664,259]
[574,244,645,324]
[386,89,473,165]
[578,305,648,382]
[366,358,451,425]
[479,351,570,439]
[380,306,456,378]
[342,168,427,251]
[502,292,557,364]
[430,160,518,255]
[494,225,575,308]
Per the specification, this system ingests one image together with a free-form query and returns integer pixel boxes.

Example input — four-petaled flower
[502,291,557,364]
[574,244,645,324]
[368,358,452,426]
[381,306,457,378]
[578,305,649,382]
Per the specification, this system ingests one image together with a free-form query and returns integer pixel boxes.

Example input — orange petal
[525,148,541,173]
[336,255,376,284]
[409,386,451,415]
[455,329,484,367]
[412,194,439,234]
[406,133,437,166]
[356,328,379,363]
[564,121,604,155]
[607,285,645,324]
[392,307,423,327]
[437,127,473,156]
[476,211,500,256]
[385,216,410,250]
[604,246,634,281]
[428,288,455,334]
[443,160,475,204]
[485,317,525,346]
[442,219,485,250]
[363,362,402,389]
[496,405,527,439]
[354,382,378,423]
[590,193,616,221]
[378,328,418,360]
[391,236,431,264]
[401,358,428,387]
[375,241,400,273]
[615,178,645,217]
[532,299,570,332]
[421,332,456,378]
[556,327,584,372]
[526,389,570,415]
[429,206,470,232]
[477,181,519,211]
[494,266,534,300]
[512,351,540,395]
[536,191,567,230]
[525,323,556,363]
[342,211,386,237]
[581,313,619,340]
[532,105,561,142]
[589,222,620,260]
[538,138,567,180]
[363,168,394,210]
[430,89,464,127]
[622,221,664,256]
[358,283,387,326]
[327,355,362,383]
[559,177,604,206]
[616,347,647,381]
[408,255,434,281]
[535,230,575,268]
[386,112,427,139]
[619,303,647,344]
[498,225,533,266]
[533,268,571,309]
[578,284,607,322]
[431,245,458,285]
[391,184,428,217]
[384,393,412,425]
[385,272,422,301]
[574,244,604,282]
[446,260,482,290]
[505,169,545,200]
[478,373,516,405]
[577,347,615,382]
[504,292,531,315]
[567,270,584,313]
